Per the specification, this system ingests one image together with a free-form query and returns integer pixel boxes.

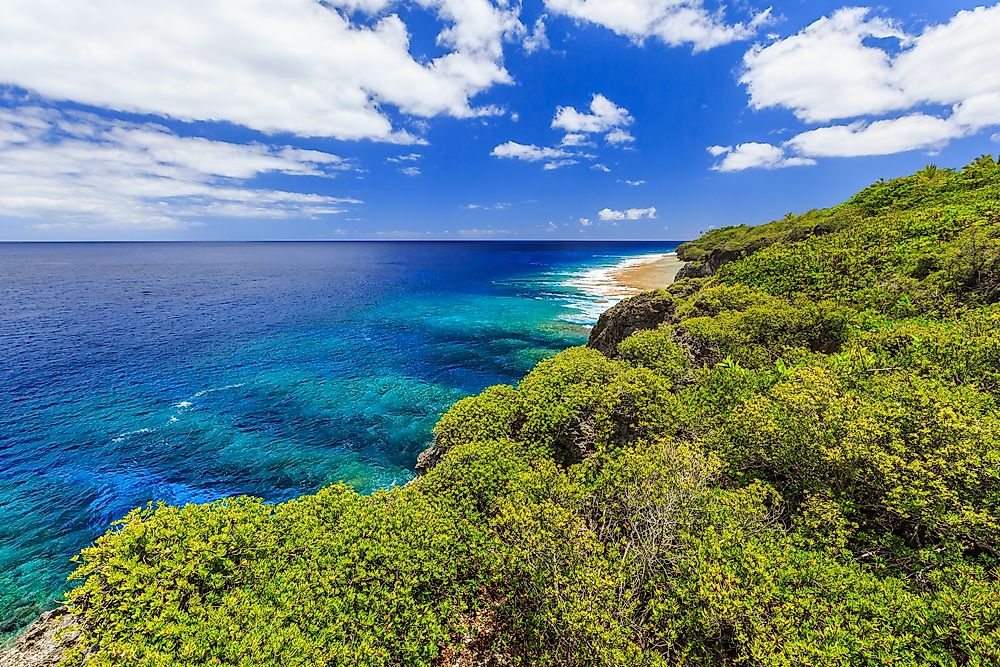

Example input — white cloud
[545,0,770,51]
[399,166,422,176]
[992,133,1000,144]
[741,8,908,123]
[553,94,631,134]
[0,105,358,230]
[544,159,579,170]
[721,5,1000,170]
[325,0,394,14]
[491,141,574,162]
[493,93,634,170]
[495,93,631,171]
[560,133,592,147]
[592,163,611,172]
[950,93,1000,134]
[786,114,962,158]
[579,217,593,226]
[710,143,815,172]
[0,0,526,142]
[523,16,551,53]
[712,110,987,171]
[622,179,646,186]
[465,202,510,210]
[893,7,1000,116]
[605,128,635,145]
[741,5,1000,125]
[386,152,422,163]
[598,206,657,221]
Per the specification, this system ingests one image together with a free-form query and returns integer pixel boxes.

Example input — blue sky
[0,0,996,241]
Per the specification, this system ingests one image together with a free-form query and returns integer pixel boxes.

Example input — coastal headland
[7,157,1000,666]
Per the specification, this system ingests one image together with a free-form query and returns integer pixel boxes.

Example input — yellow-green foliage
[433,347,679,465]
[63,157,1000,666]
[65,486,493,667]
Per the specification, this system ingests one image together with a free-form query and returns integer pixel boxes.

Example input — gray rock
[0,608,79,667]
[415,439,444,475]
[587,290,677,357]
[674,248,744,280]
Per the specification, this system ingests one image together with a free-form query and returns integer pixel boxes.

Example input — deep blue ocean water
[0,240,678,637]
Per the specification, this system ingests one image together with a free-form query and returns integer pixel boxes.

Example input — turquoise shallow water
[0,240,678,637]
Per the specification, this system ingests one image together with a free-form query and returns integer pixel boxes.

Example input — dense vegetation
[62,157,1000,665]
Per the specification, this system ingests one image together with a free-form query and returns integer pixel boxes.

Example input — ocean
[0,240,678,637]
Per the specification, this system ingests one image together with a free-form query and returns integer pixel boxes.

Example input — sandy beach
[560,252,687,323]
[610,252,686,292]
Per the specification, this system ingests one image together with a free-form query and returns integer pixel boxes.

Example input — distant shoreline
[611,252,686,292]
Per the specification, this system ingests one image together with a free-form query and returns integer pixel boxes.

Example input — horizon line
[0,238,691,244]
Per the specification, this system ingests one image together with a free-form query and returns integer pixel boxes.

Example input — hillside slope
[53,156,1000,665]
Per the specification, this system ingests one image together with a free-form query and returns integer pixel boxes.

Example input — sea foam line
[192,383,246,398]
[557,253,673,325]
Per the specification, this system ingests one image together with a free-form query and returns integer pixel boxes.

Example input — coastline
[610,252,685,292]
[1,248,688,665]
[560,252,686,324]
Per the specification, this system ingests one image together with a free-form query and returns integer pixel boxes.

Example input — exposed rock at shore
[674,247,744,280]
[415,440,444,476]
[587,290,677,357]
[0,608,78,667]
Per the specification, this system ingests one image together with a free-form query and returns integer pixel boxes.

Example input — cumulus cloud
[597,206,657,221]
[399,166,422,176]
[0,0,527,142]
[592,163,611,172]
[326,0,394,14]
[710,143,815,172]
[491,141,574,162]
[710,113,974,172]
[622,179,647,186]
[495,93,633,170]
[544,0,771,51]
[579,217,593,226]
[523,16,551,53]
[560,133,592,147]
[605,128,635,145]
[386,153,422,163]
[0,105,358,230]
[544,159,579,170]
[786,115,962,158]
[741,8,909,123]
[721,5,1000,170]
[553,94,632,134]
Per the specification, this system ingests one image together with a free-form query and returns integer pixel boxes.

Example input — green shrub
[710,367,1000,557]
[433,384,519,451]
[615,327,691,382]
[513,347,679,463]
[61,156,1000,666]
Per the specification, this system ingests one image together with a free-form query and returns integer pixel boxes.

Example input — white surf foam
[192,382,246,398]
[556,252,673,325]
[111,427,154,443]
